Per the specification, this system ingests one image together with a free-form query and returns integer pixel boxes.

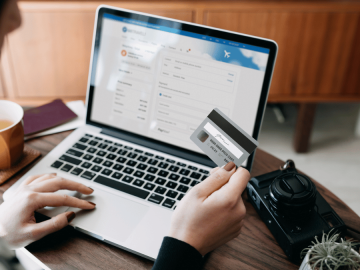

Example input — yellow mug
[0,100,24,170]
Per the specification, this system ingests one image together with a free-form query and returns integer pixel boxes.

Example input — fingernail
[88,201,96,206]
[88,187,94,192]
[66,212,76,223]
[223,161,235,171]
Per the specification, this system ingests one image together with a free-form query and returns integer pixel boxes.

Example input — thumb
[29,211,75,242]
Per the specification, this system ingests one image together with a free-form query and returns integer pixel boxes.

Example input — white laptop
[4,5,277,260]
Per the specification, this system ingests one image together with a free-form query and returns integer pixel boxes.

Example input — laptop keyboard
[50,134,210,210]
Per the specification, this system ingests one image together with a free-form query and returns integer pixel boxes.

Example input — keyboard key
[127,160,137,167]
[190,172,201,180]
[83,154,94,161]
[118,149,128,156]
[176,162,186,167]
[73,143,87,150]
[144,174,156,181]
[133,179,144,187]
[95,137,103,140]
[199,169,209,174]
[122,176,134,183]
[155,178,166,185]
[127,152,138,159]
[147,159,158,165]
[66,149,83,158]
[158,162,168,169]
[177,185,189,193]
[51,160,63,168]
[169,165,179,172]
[123,167,134,174]
[180,177,191,185]
[114,143,123,147]
[169,174,180,181]
[155,155,164,160]
[201,175,207,181]
[112,172,123,180]
[179,169,190,176]
[89,140,98,146]
[166,181,177,189]
[177,194,184,201]
[148,194,164,204]
[113,164,124,171]
[136,163,147,170]
[134,170,145,178]
[162,198,176,208]
[81,171,96,180]
[106,153,117,160]
[135,149,143,153]
[155,186,167,195]
[166,158,175,164]
[91,165,102,172]
[158,170,169,177]
[85,134,93,137]
[145,152,154,157]
[144,183,155,191]
[60,164,73,172]
[124,146,133,150]
[96,150,106,157]
[188,165,198,171]
[103,161,113,167]
[137,155,148,162]
[147,167,158,174]
[94,175,150,199]
[93,157,103,164]
[166,190,178,199]
[191,180,200,186]
[108,146,118,152]
[59,155,81,165]
[70,167,83,176]
[117,157,127,163]
[86,147,97,153]
[105,140,113,143]
[81,162,92,169]
[101,169,113,176]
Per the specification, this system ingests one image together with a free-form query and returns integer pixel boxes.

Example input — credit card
[190,108,258,168]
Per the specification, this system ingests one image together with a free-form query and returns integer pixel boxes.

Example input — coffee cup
[0,100,24,170]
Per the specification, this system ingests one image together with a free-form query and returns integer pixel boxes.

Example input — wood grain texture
[0,130,359,270]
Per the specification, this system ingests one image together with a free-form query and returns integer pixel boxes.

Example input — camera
[247,160,346,263]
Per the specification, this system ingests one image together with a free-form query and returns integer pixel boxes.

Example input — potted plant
[300,230,360,270]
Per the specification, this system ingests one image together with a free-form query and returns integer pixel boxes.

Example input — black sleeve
[152,236,203,270]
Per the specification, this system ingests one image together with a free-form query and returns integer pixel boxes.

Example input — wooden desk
[1,131,359,270]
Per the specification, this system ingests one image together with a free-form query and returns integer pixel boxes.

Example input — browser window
[90,13,270,159]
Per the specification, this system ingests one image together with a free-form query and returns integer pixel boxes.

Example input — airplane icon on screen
[224,50,231,58]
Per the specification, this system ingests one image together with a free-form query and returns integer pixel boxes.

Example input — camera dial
[269,172,317,223]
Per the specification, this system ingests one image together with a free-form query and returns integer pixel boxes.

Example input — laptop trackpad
[68,188,149,242]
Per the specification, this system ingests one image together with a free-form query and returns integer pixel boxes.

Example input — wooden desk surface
[1,131,359,270]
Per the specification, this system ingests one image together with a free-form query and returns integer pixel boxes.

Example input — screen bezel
[85,6,278,171]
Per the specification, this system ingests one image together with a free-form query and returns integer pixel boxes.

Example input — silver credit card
[190,108,258,168]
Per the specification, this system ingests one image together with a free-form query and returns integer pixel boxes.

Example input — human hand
[168,162,250,256]
[0,173,95,249]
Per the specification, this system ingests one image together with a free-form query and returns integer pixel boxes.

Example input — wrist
[168,231,206,256]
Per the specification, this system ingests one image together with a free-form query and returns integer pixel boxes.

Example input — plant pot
[299,245,360,270]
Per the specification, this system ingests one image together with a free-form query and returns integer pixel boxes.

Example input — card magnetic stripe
[207,110,257,153]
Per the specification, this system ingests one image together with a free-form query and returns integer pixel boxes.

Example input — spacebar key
[94,175,150,199]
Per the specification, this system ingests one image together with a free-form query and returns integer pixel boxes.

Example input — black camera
[247,160,346,263]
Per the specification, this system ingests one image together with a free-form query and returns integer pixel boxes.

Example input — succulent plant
[301,230,360,270]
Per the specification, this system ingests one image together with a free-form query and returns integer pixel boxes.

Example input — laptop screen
[88,7,276,169]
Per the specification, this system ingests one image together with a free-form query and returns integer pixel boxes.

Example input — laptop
[4,5,277,260]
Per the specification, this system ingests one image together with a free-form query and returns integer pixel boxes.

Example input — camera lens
[268,172,317,223]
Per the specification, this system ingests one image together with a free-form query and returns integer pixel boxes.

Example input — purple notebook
[23,99,78,136]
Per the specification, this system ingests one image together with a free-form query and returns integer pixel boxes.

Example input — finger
[31,177,94,194]
[34,193,96,209]
[21,173,56,186]
[29,211,76,242]
[220,167,250,200]
[28,173,58,185]
[193,162,236,198]
[210,167,220,174]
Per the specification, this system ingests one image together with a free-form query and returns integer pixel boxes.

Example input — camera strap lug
[280,159,296,171]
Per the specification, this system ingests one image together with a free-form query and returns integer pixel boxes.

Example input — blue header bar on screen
[103,13,270,54]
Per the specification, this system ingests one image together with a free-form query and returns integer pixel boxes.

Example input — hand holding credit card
[190,108,258,168]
